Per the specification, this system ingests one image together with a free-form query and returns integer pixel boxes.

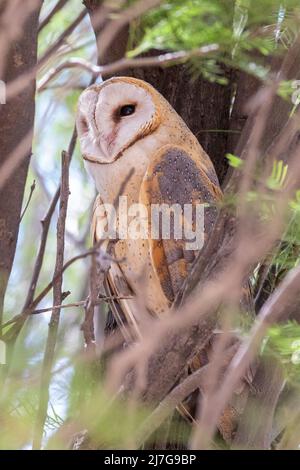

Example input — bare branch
[37,45,219,92]
[38,0,69,33]
[136,342,240,447]
[95,0,163,61]
[191,264,300,449]
[33,150,71,450]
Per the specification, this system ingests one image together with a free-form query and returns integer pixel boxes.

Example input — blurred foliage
[1,0,300,451]
[226,153,244,169]
[264,322,300,386]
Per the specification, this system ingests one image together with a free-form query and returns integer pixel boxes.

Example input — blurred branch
[233,356,284,449]
[1,247,99,341]
[37,46,219,91]
[39,9,88,69]
[0,130,77,348]
[5,8,88,101]
[82,252,98,353]
[104,37,300,450]
[93,0,162,62]
[277,407,300,449]
[136,343,239,447]
[191,263,300,449]
[33,150,71,450]
[273,386,300,448]
[38,0,69,32]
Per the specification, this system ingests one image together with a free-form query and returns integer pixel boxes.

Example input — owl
[76,77,222,337]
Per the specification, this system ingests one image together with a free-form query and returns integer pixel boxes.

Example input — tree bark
[0,1,42,325]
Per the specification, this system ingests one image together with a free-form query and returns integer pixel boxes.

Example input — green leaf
[266,160,288,190]
[226,153,243,168]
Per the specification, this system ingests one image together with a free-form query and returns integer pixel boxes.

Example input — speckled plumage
[76,76,222,328]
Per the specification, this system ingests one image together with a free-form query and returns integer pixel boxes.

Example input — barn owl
[76,77,222,338]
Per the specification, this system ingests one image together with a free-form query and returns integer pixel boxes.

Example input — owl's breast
[90,138,171,318]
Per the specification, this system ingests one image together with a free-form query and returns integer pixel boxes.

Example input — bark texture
[0,1,42,323]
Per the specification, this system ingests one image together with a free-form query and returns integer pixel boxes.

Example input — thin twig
[30,248,98,311]
[39,9,88,68]
[24,191,59,311]
[1,250,96,341]
[1,296,133,330]
[19,180,36,222]
[82,252,97,352]
[33,296,134,315]
[38,0,69,32]
[0,130,77,349]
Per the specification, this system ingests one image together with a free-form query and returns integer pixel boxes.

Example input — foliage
[264,322,300,386]
[1,0,300,451]
[128,0,300,82]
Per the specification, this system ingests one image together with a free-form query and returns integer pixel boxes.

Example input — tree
[0,0,42,325]
[1,0,300,450]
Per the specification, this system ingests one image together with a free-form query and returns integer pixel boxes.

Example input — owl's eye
[119,104,136,117]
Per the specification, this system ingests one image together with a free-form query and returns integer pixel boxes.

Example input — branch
[1,248,99,342]
[33,150,70,450]
[38,0,69,32]
[1,296,133,330]
[232,356,284,449]
[33,296,133,315]
[25,191,59,309]
[191,264,300,449]
[136,342,239,447]
[6,8,88,101]
[94,0,164,61]
[37,45,219,92]
[0,130,77,348]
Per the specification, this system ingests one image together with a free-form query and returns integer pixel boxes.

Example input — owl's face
[76,77,161,164]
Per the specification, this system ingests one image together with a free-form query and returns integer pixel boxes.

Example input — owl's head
[76,77,162,164]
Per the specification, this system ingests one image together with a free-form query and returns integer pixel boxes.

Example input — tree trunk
[0,1,42,324]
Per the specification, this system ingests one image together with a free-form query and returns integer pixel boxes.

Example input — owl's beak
[79,130,110,164]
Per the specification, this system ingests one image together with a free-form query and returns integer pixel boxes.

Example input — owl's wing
[91,195,141,342]
[140,144,222,303]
